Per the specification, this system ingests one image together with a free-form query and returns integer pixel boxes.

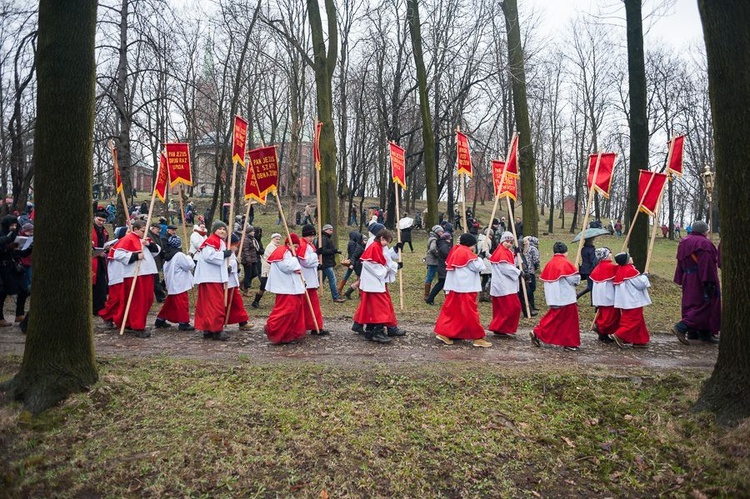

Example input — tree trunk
[3,0,98,414]
[693,0,750,426]
[407,0,438,228]
[115,0,133,222]
[624,0,649,271]
[502,0,539,237]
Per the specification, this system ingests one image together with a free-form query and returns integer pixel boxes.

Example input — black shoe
[251,301,260,309]
[178,323,195,331]
[529,332,541,348]
[563,346,580,352]
[352,323,365,334]
[311,329,331,336]
[598,334,614,343]
[699,331,719,344]
[687,331,701,340]
[370,327,392,344]
[387,326,406,337]
[202,331,214,339]
[671,323,690,345]
[135,329,151,338]
[425,299,434,305]
[214,331,229,341]
[154,319,171,329]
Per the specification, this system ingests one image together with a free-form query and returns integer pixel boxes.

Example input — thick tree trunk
[4,0,98,414]
[502,0,539,237]
[624,0,649,270]
[407,0,438,229]
[694,0,750,426]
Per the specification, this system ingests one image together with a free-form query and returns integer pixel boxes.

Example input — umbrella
[571,227,610,243]
[398,217,414,230]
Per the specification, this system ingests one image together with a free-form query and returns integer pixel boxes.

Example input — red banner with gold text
[456,131,473,176]
[154,152,169,203]
[505,134,519,177]
[313,121,323,171]
[245,145,279,204]
[232,115,248,167]
[165,143,192,187]
[491,160,505,197]
[390,142,406,190]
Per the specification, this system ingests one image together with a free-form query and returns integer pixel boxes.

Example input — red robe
[194,282,225,332]
[157,291,190,324]
[590,260,619,335]
[612,264,649,345]
[301,288,324,331]
[353,242,397,326]
[114,274,155,330]
[488,244,521,334]
[435,291,485,339]
[265,294,306,344]
[534,255,580,347]
[226,287,249,325]
[98,282,123,322]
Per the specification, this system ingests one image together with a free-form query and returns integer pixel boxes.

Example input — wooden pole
[109,139,131,230]
[575,152,602,267]
[275,192,320,333]
[119,182,158,335]
[177,184,189,248]
[394,180,404,310]
[460,173,468,234]
[225,199,254,326]
[316,160,323,284]
[644,177,668,274]
[224,159,239,306]
[506,194,531,318]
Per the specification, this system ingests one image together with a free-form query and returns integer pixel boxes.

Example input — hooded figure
[0,215,31,326]
[424,225,445,300]
[589,247,619,342]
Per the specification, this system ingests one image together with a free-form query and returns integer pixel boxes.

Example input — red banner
[232,115,248,167]
[112,147,123,194]
[667,135,684,177]
[498,173,517,201]
[491,160,505,197]
[390,142,406,190]
[313,121,323,171]
[165,143,192,187]
[505,133,519,177]
[456,131,473,176]
[245,145,279,204]
[586,152,617,198]
[637,170,668,216]
[154,152,169,203]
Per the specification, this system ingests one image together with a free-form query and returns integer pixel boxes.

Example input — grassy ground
[1,356,747,497]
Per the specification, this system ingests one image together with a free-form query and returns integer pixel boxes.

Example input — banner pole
[576,152,602,267]
[506,194,531,318]
[394,180,404,311]
[275,191,320,333]
[644,176,668,274]
[224,158,239,307]
[119,180,159,335]
[109,139,132,230]
[177,184,189,248]
[316,159,323,284]
[225,199,254,326]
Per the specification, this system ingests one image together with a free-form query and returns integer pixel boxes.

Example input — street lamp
[702,164,715,236]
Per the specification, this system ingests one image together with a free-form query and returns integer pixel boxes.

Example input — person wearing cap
[608,252,651,348]
[111,220,160,338]
[98,226,128,329]
[240,225,262,294]
[425,230,453,305]
[589,247,619,343]
[225,233,253,331]
[352,228,400,343]
[298,224,329,335]
[252,232,282,309]
[530,242,581,351]
[193,221,235,341]
[189,222,207,261]
[155,235,196,331]
[264,233,307,344]
[318,223,346,303]
[92,209,110,315]
[424,225,444,301]
[434,233,492,347]
[487,232,522,338]
[672,220,720,344]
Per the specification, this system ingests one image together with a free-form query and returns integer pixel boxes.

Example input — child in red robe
[193,221,233,340]
[531,242,581,351]
[488,231,522,337]
[590,247,619,343]
[611,252,651,348]
[264,234,307,344]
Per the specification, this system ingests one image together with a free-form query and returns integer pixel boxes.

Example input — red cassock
[265,294,306,344]
[114,274,155,330]
[533,304,580,347]
[595,306,620,336]
[301,288,324,331]
[194,282,225,333]
[613,308,649,345]
[488,294,521,335]
[98,282,123,322]
[353,287,398,326]
[157,291,190,324]
[434,291,485,340]
[226,287,249,325]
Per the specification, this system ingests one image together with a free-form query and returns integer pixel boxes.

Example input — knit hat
[431,225,444,234]
[691,220,709,234]
[459,233,477,247]
[231,233,240,244]
[614,252,629,265]
[369,222,385,236]
[22,223,34,232]
[245,225,255,233]
[167,224,178,230]
[168,235,182,248]
[440,231,453,240]
[500,231,515,242]
[301,224,316,237]
[553,242,568,254]
[285,233,301,245]
[595,247,611,261]
[114,226,128,239]
[94,209,108,220]
[211,220,228,233]
[270,232,282,240]
[322,224,334,231]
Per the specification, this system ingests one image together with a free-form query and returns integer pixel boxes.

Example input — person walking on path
[225,233,253,332]
[671,220,720,344]
[193,221,233,341]
[240,225,262,294]
[0,215,33,326]
[423,225,444,301]
[155,235,195,331]
[189,222,207,261]
[264,233,307,344]
[251,232,281,309]
[318,224,346,302]
[530,242,581,351]
[434,233,492,347]
[342,231,365,299]
[425,230,453,305]
[589,247,618,343]
[610,252,651,348]
[298,224,329,335]
[487,232,522,337]
[98,226,127,329]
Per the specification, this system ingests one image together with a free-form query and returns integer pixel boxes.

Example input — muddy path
[0,314,718,371]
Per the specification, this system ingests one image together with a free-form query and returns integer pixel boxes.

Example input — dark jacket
[579,243,597,276]
[319,232,339,269]
[435,236,453,279]
[0,215,30,295]
[347,231,365,277]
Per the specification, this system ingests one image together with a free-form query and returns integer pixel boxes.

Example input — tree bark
[3,0,98,414]
[693,0,750,426]
[407,0,438,229]
[501,0,539,237]
[624,0,649,271]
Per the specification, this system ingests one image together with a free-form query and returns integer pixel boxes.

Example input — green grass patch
[1,356,747,497]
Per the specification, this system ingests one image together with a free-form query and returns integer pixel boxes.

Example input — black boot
[252,291,264,308]
[371,326,392,344]
[344,286,355,299]
[387,326,406,337]
[352,322,365,334]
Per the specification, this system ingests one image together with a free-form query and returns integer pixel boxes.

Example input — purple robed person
[671,221,720,344]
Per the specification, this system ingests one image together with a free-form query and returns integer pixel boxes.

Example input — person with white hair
[424,224,444,301]
[487,232,522,337]
[589,247,619,343]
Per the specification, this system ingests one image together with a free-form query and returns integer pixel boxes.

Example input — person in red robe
[193,221,233,341]
[264,233,307,344]
[531,242,581,351]
[298,224,328,335]
[434,233,491,347]
[610,252,651,348]
[590,247,619,343]
[487,231,522,337]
